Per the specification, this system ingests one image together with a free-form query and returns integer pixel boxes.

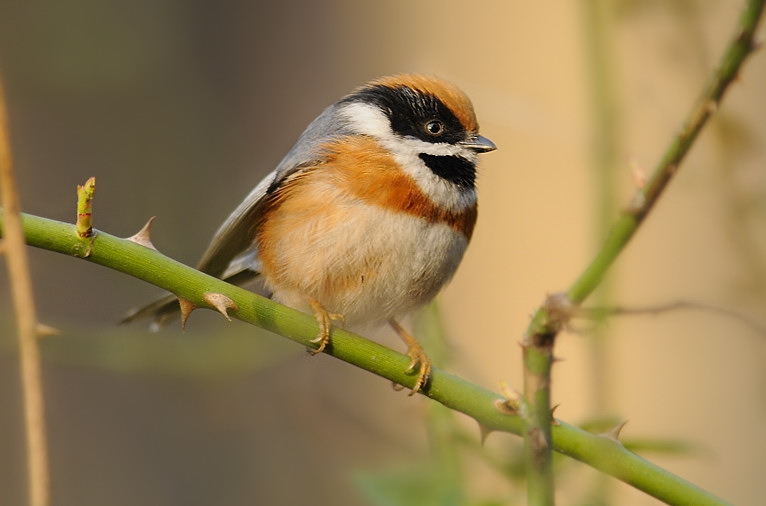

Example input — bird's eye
[424,120,444,136]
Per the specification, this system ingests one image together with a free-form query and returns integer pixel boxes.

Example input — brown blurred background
[1,1,765,504]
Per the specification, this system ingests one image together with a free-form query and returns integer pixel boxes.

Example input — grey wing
[195,101,354,278]
[121,101,355,326]
[193,174,273,278]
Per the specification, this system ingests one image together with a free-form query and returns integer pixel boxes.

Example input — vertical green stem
[520,1,764,503]
[582,0,619,414]
[521,339,555,506]
[582,0,620,499]
[521,295,569,505]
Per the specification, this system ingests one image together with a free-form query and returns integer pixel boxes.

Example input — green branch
[0,4,761,505]
[519,0,764,503]
[0,211,730,505]
[570,0,764,305]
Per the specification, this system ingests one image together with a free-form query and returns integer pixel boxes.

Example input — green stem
[0,211,731,505]
[582,4,619,502]
[582,0,619,416]
[570,0,764,306]
[519,0,764,502]
[75,177,96,238]
[521,342,555,506]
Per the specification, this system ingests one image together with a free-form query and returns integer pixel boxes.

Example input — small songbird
[123,74,496,393]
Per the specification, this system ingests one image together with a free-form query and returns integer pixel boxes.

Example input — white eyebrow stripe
[338,101,478,211]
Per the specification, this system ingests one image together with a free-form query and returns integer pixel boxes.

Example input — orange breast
[326,136,477,237]
[255,136,476,323]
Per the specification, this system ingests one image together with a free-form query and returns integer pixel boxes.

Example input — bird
[122,73,496,394]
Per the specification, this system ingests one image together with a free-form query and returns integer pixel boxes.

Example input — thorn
[126,217,157,249]
[36,323,61,338]
[203,292,238,321]
[478,422,493,445]
[550,404,561,426]
[178,297,197,330]
[705,100,719,115]
[629,157,647,190]
[601,420,629,443]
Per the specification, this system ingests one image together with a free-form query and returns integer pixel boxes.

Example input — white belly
[262,206,469,327]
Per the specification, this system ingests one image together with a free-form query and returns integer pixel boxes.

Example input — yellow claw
[308,299,343,354]
[389,319,432,395]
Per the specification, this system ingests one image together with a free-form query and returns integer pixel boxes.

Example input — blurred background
[1,0,765,504]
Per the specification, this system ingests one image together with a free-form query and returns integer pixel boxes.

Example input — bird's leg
[308,298,344,354]
[389,319,431,395]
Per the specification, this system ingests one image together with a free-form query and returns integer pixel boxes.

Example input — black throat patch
[418,154,476,189]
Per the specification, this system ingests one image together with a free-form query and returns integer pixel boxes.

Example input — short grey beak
[462,135,497,153]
